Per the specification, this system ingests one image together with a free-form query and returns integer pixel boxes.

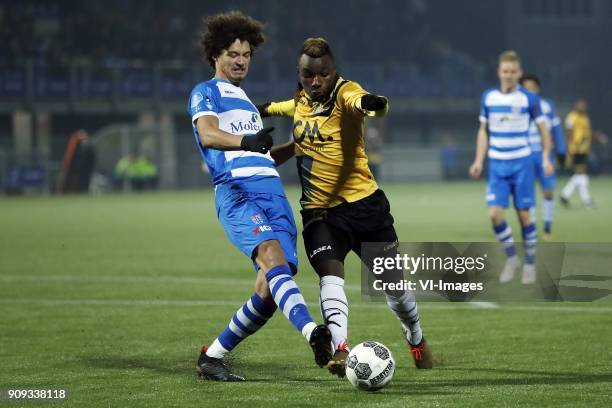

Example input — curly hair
[199,11,265,68]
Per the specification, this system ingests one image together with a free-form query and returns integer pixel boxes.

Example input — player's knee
[255,240,287,270]
[517,209,531,226]
[488,208,503,225]
[313,259,344,279]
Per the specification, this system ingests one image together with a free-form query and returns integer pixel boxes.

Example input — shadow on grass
[408,367,612,388]
[79,355,188,375]
[79,356,611,392]
[78,355,339,384]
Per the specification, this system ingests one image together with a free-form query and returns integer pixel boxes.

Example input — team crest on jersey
[191,92,203,111]
[311,104,328,115]
[512,105,522,114]
[251,213,263,225]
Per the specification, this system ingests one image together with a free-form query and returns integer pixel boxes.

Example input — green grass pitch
[1,178,611,407]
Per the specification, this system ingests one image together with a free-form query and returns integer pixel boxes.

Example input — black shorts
[572,153,588,166]
[301,189,398,272]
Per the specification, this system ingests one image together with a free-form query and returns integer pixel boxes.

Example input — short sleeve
[479,91,489,123]
[188,84,219,124]
[528,92,546,125]
[338,81,370,116]
[267,99,296,117]
[565,112,575,129]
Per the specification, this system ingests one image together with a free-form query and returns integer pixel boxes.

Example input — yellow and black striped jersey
[565,110,592,155]
[267,77,388,209]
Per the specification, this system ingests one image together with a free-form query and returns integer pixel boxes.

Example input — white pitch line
[0,273,364,292]
[469,302,500,309]
[1,298,611,313]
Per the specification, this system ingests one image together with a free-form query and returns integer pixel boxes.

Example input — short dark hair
[199,11,265,68]
[300,37,334,61]
[519,73,541,87]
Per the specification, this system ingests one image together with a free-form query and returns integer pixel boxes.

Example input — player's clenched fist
[240,127,274,154]
[469,161,483,179]
[361,94,388,111]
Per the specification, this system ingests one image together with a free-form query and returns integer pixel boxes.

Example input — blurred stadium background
[1,0,611,194]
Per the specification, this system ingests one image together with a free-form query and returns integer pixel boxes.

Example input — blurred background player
[188,12,331,382]
[259,38,432,377]
[520,74,566,240]
[469,51,554,284]
[560,98,608,208]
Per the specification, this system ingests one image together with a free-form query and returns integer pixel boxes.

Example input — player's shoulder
[335,78,362,98]
[540,97,554,114]
[480,87,498,101]
[189,79,219,102]
[190,78,217,94]
[518,86,540,104]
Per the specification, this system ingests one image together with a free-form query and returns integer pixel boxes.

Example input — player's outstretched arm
[469,122,488,179]
[257,99,296,118]
[271,140,296,166]
[196,115,274,154]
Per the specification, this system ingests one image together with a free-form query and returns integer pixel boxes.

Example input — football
[345,341,395,391]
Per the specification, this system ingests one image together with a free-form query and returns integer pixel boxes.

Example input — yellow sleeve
[266,99,296,118]
[339,81,389,118]
[565,112,575,129]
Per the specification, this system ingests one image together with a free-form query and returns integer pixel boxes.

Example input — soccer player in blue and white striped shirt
[520,74,566,241]
[469,50,554,285]
[188,11,331,381]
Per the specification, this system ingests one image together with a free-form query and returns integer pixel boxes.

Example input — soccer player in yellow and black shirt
[261,38,432,377]
[560,98,608,207]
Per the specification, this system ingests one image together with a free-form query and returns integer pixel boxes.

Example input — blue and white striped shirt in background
[527,98,566,157]
[479,86,546,160]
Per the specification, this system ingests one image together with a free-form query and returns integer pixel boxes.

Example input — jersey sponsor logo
[293,120,333,144]
[253,225,272,235]
[230,120,263,133]
[309,245,332,258]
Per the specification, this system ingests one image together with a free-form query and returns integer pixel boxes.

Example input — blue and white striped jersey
[527,97,566,155]
[479,86,546,160]
[188,78,283,195]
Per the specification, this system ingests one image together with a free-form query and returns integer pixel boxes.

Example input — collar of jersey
[213,77,239,87]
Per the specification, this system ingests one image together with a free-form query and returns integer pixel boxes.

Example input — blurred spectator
[440,134,459,179]
[58,129,95,193]
[112,153,135,191]
[130,155,158,191]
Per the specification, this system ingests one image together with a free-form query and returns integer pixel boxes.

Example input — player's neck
[499,84,517,93]
[215,72,241,87]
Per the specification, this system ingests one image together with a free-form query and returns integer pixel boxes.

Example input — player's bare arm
[536,121,554,176]
[271,140,295,166]
[469,122,489,178]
